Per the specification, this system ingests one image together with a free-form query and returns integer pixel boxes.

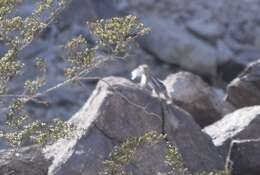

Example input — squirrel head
[131,64,150,81]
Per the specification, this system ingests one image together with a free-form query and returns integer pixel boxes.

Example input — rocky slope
[1,77,225,175]
[1,0,260,174]
[2,76,260,174]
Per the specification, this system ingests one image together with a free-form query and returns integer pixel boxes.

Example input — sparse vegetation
[101,131,229,175]
[165,143,184,169]
[102,131,166,175]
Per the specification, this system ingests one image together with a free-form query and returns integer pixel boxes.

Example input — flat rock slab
[203,106,260,175]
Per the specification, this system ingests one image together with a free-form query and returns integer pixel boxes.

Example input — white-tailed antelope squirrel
[131,64,177,133]
[131,64,170,102]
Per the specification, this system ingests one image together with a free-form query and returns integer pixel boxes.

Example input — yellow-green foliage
[88,15,151,55]
[102,131,166,175]
[6,98,27,127]
[0,49,23,94]
[4,119,73,146]
[64,15,151,78]
[165,143,184,170]
[0,1,23,18]
[64,35,96,78]
[0,0,68,92]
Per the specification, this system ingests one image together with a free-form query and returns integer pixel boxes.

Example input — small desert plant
[102,131,166,175]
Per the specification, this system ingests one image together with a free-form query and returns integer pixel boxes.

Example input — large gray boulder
[225,60,260,108]
[43,77,224,175]
[138,14,218,77]
[164,72,234,127]
[119,0,222,76]
[203,106,260,175]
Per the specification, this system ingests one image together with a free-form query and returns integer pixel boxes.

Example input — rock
[0,146,50,175]
[203,106,260,175]
[164,72,234,127]
[86,49,174,80]
[218,60,246,83]
[164,103,224,172]
[123,141,176,175]
[44,77,223,175]
[216,40,234,65]
[57,0,118,29]
[220,49,260,82]
[254,28,260,48]
[186,19,225,43]
[223,35,253,53]
[225,60,260,108]
[139,15,218,76]
[236,50,260,67]
[230,139,260,175]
